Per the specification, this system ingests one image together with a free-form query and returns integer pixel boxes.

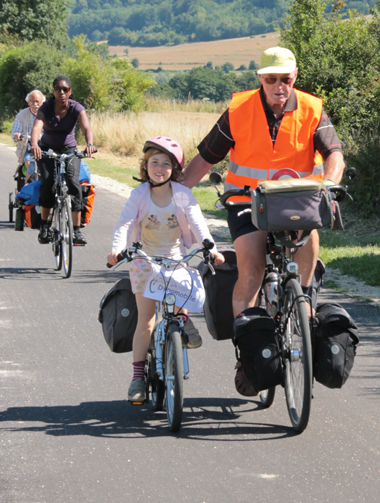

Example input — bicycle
[211,169,355,432]
[108,239,215,432]
[42,149,91,279]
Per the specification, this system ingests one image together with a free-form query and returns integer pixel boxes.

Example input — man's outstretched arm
[182,153,214,189]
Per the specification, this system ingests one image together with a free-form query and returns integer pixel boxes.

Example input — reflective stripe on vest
[224,88,324,202]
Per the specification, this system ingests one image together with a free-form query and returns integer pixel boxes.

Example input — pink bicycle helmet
[143,136,185,170]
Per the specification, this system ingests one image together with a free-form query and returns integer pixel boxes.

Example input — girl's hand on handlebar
[107,252,119,266]
[212,251,225,266]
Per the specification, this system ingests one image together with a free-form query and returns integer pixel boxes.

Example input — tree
[62,36,154,111]
[131,58,139,69]
[0,40,62,118]
[248,60,257,70]
[0,0,70,48]
[222,62,234,73]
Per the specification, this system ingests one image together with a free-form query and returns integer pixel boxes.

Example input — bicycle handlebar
[106,239,216,274]
[219,183,349,208]
[40,148,97,160]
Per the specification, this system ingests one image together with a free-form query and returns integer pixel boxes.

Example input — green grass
[0,132,15,146]
[319,226,380,286]
[87,156,141,189]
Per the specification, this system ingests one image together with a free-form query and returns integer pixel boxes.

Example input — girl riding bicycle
[107,136,225,402]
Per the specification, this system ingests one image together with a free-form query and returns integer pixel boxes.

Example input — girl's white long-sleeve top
[111,181,217,254]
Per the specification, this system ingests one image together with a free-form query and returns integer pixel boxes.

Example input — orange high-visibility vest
[225,88,324,202]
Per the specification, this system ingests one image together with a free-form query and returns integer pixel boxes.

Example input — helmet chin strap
[132,175,171,188]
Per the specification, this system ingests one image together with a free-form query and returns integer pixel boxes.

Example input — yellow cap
[257,47,296,75]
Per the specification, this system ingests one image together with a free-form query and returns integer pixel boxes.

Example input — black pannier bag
[98,276,138,353]
[233,307,283,392]
[197,249,238,341]
[313,303,359,389]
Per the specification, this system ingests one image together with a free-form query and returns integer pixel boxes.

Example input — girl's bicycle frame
[108,239,215,432]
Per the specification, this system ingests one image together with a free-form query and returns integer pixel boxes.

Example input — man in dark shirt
[183,47,345,395]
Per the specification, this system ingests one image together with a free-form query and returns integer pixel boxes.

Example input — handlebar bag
[251,179,333,232]
[233,307,283,392]
[313,303,359,389]
[98,275,138,353]
[197,249,238,341]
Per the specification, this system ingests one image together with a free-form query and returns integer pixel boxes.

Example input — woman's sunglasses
[262,76,294,85]
[53,86,71,93]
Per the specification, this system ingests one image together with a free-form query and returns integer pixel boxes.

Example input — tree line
[68,0,375,47]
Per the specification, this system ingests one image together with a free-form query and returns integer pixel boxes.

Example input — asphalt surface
[0,144,379,503]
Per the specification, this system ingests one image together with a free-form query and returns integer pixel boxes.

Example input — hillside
[109,32,280,71]
[69,0,376,47]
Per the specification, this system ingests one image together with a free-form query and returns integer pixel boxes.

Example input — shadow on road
[0,267,58,280]
[0,398,295,441]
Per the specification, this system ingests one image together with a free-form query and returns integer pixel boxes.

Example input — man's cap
[257,47,296,75]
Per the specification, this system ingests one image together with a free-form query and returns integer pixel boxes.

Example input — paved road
[0,144,379,503]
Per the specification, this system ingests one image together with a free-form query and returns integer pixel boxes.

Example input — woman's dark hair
[52,75,74,100]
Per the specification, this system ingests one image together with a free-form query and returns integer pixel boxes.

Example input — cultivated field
[108,32,280,70]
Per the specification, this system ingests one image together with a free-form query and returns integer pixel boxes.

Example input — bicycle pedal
[73,243,86,247]
[129,400,144,406]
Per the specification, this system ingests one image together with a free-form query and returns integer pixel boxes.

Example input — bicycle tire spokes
[283,279,312,433]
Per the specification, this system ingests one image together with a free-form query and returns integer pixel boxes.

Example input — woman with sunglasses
[31,75,96,245]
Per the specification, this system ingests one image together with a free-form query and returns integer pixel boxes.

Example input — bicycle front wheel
[52,207,62,271]
[60,198,73,278]
[165,323,184,432]
[148,332,165,412]
[283,278,312,433]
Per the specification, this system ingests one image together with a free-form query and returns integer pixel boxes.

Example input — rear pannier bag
[251,178,333,232]
[98,276,137,353]
[233,307,283,392]
[197,249,238,341]
[23,204,41,229]
[313,303,359,389]
[80,183,95,228]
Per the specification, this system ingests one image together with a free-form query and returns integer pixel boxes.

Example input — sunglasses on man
[262,76,294,85]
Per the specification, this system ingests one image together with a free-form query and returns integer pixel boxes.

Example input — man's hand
[13,133,21,141]
[31,145,42,160]
[212,251,225,266]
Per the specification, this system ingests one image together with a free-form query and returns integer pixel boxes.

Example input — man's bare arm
[182,153,214,189]
[324,151,345,184]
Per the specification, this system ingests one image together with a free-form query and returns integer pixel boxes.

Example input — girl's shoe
[184,319,203,349]
[128,379,146,402]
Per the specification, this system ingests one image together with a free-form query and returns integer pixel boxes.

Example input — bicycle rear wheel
[148,332,165,411]
[8,193,14,223]
[283,278,312,432]
[259,387,276,408]
[60,198,73,278]
[165,323,184,432]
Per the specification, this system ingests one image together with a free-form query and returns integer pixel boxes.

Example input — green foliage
[131,58,139,68]
[281,0,380,215]
[0,40,62,118]
[68,0,288,45]
[222,62,234,73]
[149,67,260,102]
[0,0,70,48]
[62,36,154,111]
[68,0,375,47]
